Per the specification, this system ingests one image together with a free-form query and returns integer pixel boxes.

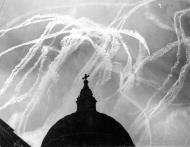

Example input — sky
[0,0,190,146]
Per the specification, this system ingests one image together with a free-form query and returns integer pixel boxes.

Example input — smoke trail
[130,8,190,142]
[1,1,190,146]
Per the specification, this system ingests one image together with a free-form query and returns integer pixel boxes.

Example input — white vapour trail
[0,47,49,111]
[147,8,190,116]
[147,8,190,118]
[0,18,78,129]
[73,33,112,87]
[109,0,158,28]
[0,16,84,60]
[130,8,190,139]
[0,21,59,99]
[14,46,49,97]
[1,1,190,146]
[19,33,85,132]
[117,0,157,29]
[17,46,49,133]
[0,14,75,38]
[145,12,174,31]
[0,17,90,101]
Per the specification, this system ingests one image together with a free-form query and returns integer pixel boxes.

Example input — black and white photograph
[0,0,190,146]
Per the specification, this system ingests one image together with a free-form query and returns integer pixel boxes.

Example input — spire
[76,74,97,112]
[80,74,93,97]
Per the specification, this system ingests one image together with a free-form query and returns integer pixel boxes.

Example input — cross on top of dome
[82,74,89,85]
[82,74,89,81]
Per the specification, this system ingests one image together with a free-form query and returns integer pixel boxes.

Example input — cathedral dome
[41,74,135,147]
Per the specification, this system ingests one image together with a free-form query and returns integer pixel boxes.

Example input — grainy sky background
[0,0,190,146]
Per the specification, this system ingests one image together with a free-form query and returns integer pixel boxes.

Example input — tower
[41,74,135,147]
[76,74,96,112]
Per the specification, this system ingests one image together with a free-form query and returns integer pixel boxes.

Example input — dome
[41,74,135,147]
[42,111,135,146]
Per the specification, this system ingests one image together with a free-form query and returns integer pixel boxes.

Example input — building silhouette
[41,74,135,147]
[0,118,31,147]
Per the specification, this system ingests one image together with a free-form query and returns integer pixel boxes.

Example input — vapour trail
[0,1,190,146]
[130,8,190,138]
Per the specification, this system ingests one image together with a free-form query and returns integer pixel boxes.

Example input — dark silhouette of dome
[41,74,135,147]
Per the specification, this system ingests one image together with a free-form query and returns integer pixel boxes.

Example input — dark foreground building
[42,74,135,147]
[0,118,31,147]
